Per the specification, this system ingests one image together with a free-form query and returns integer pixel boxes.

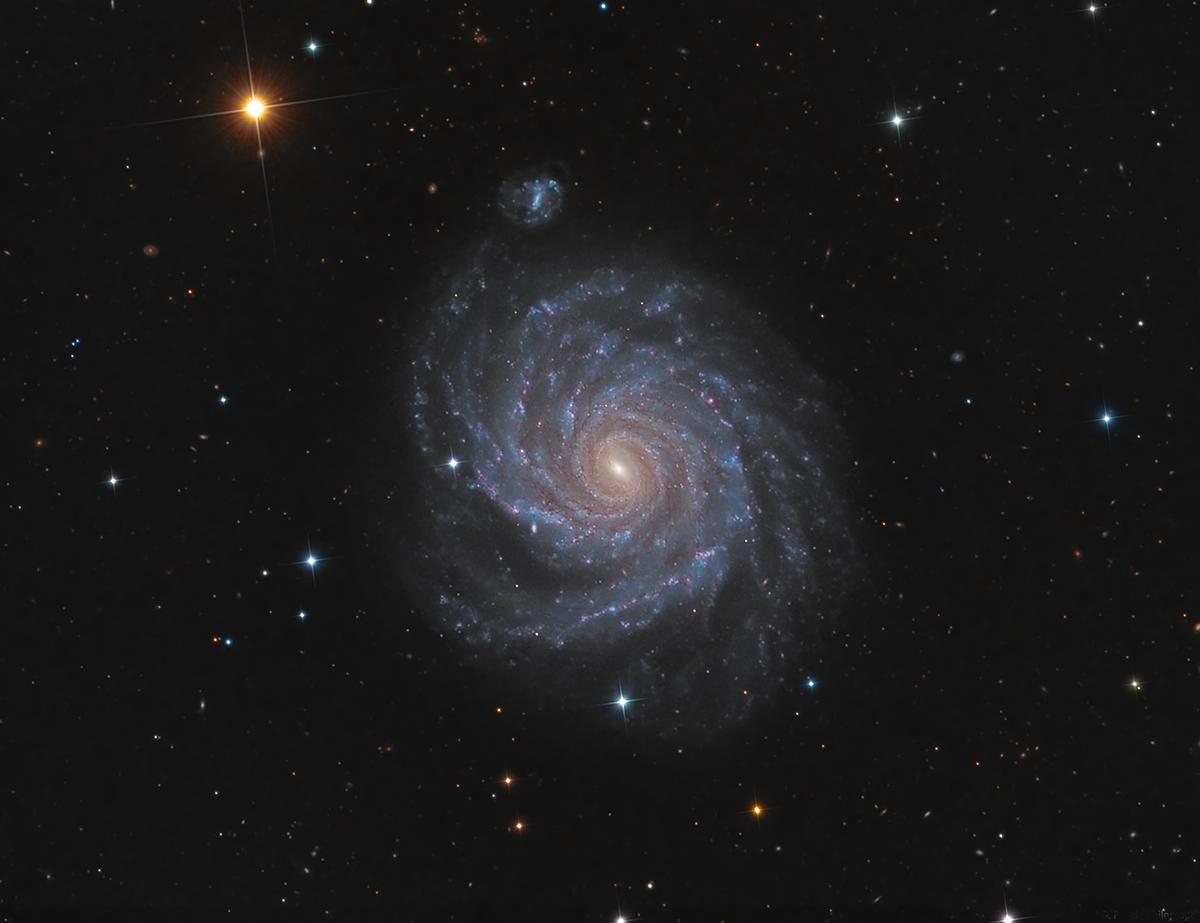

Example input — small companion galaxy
[9,2,1195,918]
[496,163,568,227]
[406,172,853,734]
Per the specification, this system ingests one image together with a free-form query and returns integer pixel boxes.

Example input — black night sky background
[7,1,1198,918]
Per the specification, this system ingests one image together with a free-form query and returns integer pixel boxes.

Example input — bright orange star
[244,97,266,119]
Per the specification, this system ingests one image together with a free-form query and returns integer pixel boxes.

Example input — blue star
[294,539,328,585]
[1096,405,1125,432]
[605,684,643,730]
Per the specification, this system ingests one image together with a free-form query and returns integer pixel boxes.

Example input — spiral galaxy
[404,185,853,737]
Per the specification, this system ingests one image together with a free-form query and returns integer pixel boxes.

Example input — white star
[294,540,328,584]
[874,102,919,147]
[1096,405,1123,434]
[104,467,128,492]
[602,683,643,733]
[609,686,644,713]
[996,896,1029,923]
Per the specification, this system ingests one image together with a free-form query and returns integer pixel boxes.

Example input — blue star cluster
[406,211,853,735]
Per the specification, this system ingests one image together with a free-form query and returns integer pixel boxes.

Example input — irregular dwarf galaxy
[407,188,854,736]
[496,163,568,227]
